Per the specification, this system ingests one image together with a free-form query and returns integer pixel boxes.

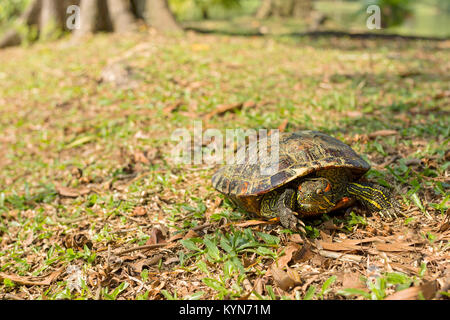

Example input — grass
[0,28,448,300]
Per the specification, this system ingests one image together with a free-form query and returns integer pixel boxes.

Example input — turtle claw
[279,208,305,233]
[376,203,400,220]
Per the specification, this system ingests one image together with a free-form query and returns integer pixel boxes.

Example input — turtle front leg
[261,188,305,232]
[347,182,399,219]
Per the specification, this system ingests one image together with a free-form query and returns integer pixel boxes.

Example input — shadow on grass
[186,27,449,41]
[186,27,449,51]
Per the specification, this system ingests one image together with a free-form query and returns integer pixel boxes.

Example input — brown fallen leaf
[368,130,398,139]
[276,243,301,269]
[278,119,289,132]
[375,242,415,252]
[168,233,184,242]
[288,233,304,244]
[321,219,340,230]
[130,255,163,273]
[318,250,363,263]
[55,185,91,198]
[63,233,92,250]
[132,206,147,217]
[433,90,450,100]
[203,101,256,120]
[163,100,183,115]
[146,227,166,245]
[341,271,365,289]
[0,268,63,286]
[445,150,450,162]
[183,229,199,240]
[385,281,438,300]
[234,219,278,228]
[163,257,179,265]
[390,262,419,275]
[345,111,363,118]
[438,208,450,232]
[271,265,295,291]
[116,243,170,256]
[292,242,314,263]
[438,221,450,233]
[132,150,150,164]
[319,240,366,252]
[286,266,301,285]
[319,230,332,243]
[205,197,222,220]
[203,102,243,120]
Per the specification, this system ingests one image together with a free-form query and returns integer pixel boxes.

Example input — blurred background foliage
[0,0,449,37]
[0,0,30,25]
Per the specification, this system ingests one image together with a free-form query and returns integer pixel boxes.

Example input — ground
[0,30,448,300]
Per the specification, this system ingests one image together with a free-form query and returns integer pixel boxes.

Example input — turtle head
[296,178,336,214]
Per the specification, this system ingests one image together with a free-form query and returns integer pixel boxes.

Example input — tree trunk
[145,0,182,33]
[131,0,147,20]
[0,0,182,49]
[256,0,273,19]
[200,6,209,20]
[0,0,42,48]
[74,0,100,37]
[291,0,313,18]
[40,0,65,38]
[256,0,313,19]
[107,0,137,32]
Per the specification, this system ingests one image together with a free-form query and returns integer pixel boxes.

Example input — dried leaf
[168,233,184,242]
[182,229,199,240]
[292,243,314,263]
[345,111,363,118]
[163,100,183,115]
[375,242,415,252]
[203,101,256,120]
[288,233,304,244]
[0,268,63,286]
[318,250,363,263]
[286,266,301,285]
[278,119,289,132]
[56,185,91,198]
[132,150,150,164]
[234,219,278,228]
[368,130,398,139]
[146,227,166,245]
[271,265,295,291]
[341,272,365,289]
[276,243,301,269]
[130,255,163,273]
[132,206,147,216]
[319,240,365,252]
[385,281,437,300]
[63,233,92,250]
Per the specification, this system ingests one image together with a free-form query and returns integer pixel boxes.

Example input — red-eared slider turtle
[211,130,397,231]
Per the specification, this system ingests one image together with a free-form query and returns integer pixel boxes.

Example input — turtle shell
[211,131,370,213]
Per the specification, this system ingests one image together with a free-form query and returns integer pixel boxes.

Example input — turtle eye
[316,188,323,195]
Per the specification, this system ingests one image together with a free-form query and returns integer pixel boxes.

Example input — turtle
[211,130,398,231]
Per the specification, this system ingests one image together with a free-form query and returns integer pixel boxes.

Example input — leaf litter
[0,32,448,300]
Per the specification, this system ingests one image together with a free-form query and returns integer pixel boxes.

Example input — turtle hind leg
[347,182,399,219]
[261,188,305,232]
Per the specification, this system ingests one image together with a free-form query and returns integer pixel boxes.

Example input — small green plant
[102,282,129,300]
[338,270,425,300]
[318,276,337,299]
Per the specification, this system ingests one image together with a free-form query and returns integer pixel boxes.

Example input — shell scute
[212,131,370,207]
